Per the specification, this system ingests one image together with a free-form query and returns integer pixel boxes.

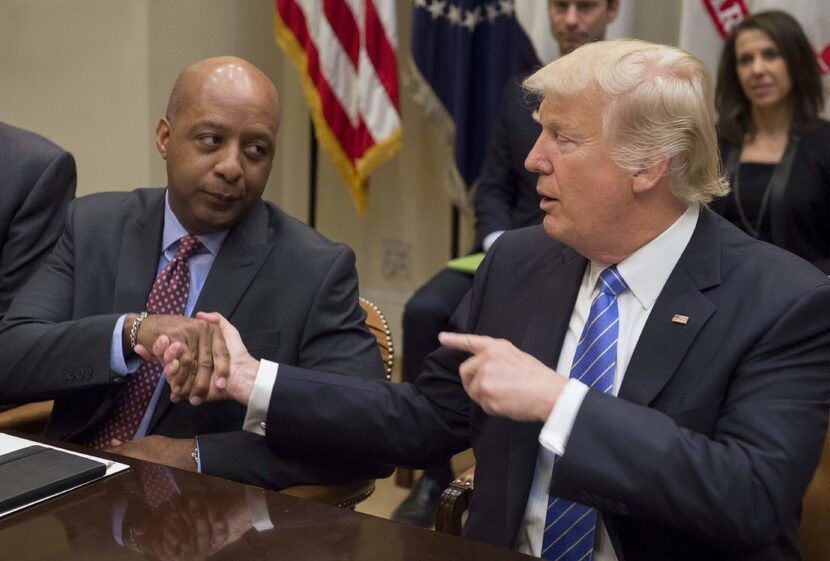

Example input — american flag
[409,0,540,197]
[274,0,402,213]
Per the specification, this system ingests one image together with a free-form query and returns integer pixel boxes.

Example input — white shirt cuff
[243,359,279,435]
[194,436,202,473]
[538,379,589,456]
[482,230,505,252]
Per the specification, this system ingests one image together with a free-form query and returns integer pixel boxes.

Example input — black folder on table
[0,445,107,512]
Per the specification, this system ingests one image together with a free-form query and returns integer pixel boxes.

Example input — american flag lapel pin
[671,314,689,325]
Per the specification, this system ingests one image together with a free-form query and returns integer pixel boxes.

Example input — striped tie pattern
[87,235,203,450]
[541,266,628,561]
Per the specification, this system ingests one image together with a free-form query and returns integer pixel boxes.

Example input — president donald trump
[156,40,830,560]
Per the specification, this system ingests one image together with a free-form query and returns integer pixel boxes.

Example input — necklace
[724,135,800,240]
[730,163,773,239]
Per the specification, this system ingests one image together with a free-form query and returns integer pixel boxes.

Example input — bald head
[166,56,280,129]
[156,56,281,235]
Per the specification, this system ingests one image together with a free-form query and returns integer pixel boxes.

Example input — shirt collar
[162,190,228,258]
[587,204,699,311]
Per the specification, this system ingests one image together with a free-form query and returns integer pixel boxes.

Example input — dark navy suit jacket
[264,208,830,560]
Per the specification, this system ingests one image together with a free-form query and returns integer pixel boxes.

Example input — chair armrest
[0,400,54,433]
[280,479,376,510]
[435,465,475,535]
[801,429,830,561]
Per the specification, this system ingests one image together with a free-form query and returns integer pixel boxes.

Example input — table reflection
[0,451,532,561]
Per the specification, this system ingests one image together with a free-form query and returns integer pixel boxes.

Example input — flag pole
[307,118,318,229]
[450,205,460,259]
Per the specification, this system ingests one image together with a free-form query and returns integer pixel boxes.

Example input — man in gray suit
[0,123,76,319]
[0,56,390,489]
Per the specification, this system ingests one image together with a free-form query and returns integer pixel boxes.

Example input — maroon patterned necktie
[87,235,203,450]
[136,464,179,510]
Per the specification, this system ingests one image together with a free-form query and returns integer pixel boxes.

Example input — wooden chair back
[802,427,830,561]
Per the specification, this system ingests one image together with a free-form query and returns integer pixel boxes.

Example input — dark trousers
[403,268,473,383]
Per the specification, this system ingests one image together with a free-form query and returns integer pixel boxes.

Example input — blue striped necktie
[541,266,628,561]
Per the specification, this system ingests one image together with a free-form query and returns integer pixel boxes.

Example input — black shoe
[391,473,451,528]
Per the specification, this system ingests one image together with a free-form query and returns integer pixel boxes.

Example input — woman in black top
[714,10,830,273]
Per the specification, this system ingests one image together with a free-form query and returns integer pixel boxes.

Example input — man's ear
[155,118,171,160]
[632,158,669,195]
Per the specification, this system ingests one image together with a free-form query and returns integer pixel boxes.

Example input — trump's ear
[155,118,172,160]
[632,157,669,195]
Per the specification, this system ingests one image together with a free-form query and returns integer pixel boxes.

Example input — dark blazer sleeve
[782,123,830,273]
[256,252,491,468]
[262,356,471,469]
[0,199,120,402]
[473,79,541,251]
[0,126,76,318]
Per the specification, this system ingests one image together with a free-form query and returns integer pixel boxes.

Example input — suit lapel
[521,246,587,368]
[619,208,723,405]
[149,202,275,428]
[505,244,587,542]
[191,203,274,317]
[83,191,165,433]
[112,192,165,313]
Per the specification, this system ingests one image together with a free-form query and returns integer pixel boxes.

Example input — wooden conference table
[0,433,533,561]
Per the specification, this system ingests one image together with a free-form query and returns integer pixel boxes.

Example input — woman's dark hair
[715,10,824,144]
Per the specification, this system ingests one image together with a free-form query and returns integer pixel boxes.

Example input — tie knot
[598,266,628,297]
[175,235,203,261]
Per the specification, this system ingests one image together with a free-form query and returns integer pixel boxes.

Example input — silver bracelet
[129,311,149,352]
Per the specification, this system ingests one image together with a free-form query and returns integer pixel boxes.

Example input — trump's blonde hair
[524,39,728,204]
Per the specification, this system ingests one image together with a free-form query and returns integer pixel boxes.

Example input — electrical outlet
[381,239,412,280]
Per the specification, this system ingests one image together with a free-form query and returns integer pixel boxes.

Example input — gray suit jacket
[262,208,830,559]
[0,122,76,318]
[0,188,391,489]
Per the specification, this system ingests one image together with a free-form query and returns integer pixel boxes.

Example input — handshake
[132,311,565,425]
[131,312,259,407]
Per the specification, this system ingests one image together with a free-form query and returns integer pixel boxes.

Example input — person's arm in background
[473,79,540,252]
[0,135,76,318]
